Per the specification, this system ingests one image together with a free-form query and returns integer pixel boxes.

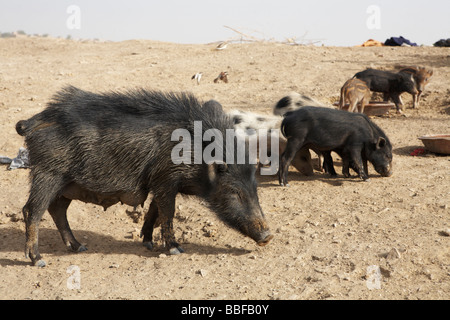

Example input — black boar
[398,66,433,108]
[353,68,418,114]
[202,99,224,113]
[17,86,273,267]
[339,78,371,113]
[278,107,393,186]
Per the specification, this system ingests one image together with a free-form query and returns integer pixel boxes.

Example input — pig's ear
[207,162,228,182]
[376,137,386,149]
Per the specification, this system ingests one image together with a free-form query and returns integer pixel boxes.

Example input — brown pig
[339,78,371,113]
[398,66,433,108]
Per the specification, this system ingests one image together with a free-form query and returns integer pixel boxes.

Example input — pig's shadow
[0,226,250,266]
[256,168,366,188]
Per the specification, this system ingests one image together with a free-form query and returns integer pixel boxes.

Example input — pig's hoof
[34,259,47,268]
[169,247,185,255]
[68,243,87,252]
[143,241,154,250]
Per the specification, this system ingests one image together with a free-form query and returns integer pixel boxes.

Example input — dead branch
[222,25,324,46]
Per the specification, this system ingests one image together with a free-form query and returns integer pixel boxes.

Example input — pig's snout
[383,170,393,177]
[256,230,274,246]
[376,162,393,177]
[243,219,273,247]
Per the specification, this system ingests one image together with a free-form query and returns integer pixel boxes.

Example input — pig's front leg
[322,151,337,176]
[348,148,370,181]
[141,200,160,250]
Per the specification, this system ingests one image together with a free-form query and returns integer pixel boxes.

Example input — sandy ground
[0,36,449,300]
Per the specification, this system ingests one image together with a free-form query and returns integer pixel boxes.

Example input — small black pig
[279,107,393,186]
[16,86,273,267]
[354,68,418,114]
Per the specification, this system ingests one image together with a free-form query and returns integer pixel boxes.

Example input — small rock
[7,213,21,222]
[0,215,9,224]
[378,207,390,214]
[314,268,326,274]
[386,248,401,260]
[440,228,450,237]
[130,229,141,241]
[379,266,391,278]
[202,224,217,237]
[197,269,207,277]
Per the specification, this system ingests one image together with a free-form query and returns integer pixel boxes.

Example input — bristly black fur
[18,86,272,265]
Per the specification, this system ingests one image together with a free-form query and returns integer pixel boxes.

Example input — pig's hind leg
[348,99,358,113]
[23,174,66,267]
[279,138,304,186]
[390,93,404,114]
[48,196,87,253]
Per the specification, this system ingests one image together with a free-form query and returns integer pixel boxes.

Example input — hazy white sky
[1,0,449,46]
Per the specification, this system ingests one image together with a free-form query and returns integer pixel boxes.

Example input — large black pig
[279,107,393,186]
[353,68,418,114]
[16,86,273,267]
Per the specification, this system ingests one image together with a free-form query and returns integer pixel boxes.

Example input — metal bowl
[333,101,395,116]
[418,134,450,154]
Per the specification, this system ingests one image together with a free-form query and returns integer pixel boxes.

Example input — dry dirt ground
[0,36,449,300]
